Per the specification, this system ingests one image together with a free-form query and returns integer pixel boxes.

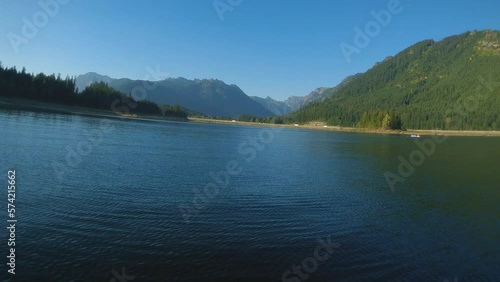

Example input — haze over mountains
[250,87,331,116]
[249,73,363,115]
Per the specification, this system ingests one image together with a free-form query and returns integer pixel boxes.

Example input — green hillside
[288,30,500,130]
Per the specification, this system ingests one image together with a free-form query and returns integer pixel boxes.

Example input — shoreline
[1,98,499,137]
[0,98,187,122]
[188,117,500,137]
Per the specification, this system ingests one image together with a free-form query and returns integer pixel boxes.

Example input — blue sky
[1,0,499,100]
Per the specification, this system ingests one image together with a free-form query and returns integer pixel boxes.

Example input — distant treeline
[357,111,402,130]
[0,64,188,118]
[237,114,284,124]
[236,111,404,129]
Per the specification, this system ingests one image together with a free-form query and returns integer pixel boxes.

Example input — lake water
[0,109,499,282]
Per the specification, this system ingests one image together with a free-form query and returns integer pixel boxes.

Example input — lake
[0,109,498,281]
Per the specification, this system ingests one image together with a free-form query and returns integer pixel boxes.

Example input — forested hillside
[288,30,500,130]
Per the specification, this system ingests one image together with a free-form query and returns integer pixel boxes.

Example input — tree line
[237,114,284,124]
[0,64,188,118]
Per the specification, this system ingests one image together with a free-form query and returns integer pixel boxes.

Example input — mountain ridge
[75,73,274,118]
[250,73,362,115]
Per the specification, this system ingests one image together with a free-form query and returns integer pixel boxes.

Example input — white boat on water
[410,134,421,138]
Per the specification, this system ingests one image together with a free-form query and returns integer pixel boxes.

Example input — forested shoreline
[0,64,188,118]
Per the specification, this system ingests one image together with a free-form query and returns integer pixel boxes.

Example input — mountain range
[75,73,274,118]
[249,88,330,116]
[249,74,362,115]
[75,74,343,118]
[75,29,500,130]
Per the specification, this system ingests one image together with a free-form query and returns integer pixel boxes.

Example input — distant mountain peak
[75,72,113,92]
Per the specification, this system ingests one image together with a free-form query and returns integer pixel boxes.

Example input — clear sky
[1,0,499,100]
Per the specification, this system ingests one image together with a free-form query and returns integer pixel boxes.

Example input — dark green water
[0,109,498,281]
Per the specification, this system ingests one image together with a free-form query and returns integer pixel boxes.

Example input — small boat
[410,134,421,138]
